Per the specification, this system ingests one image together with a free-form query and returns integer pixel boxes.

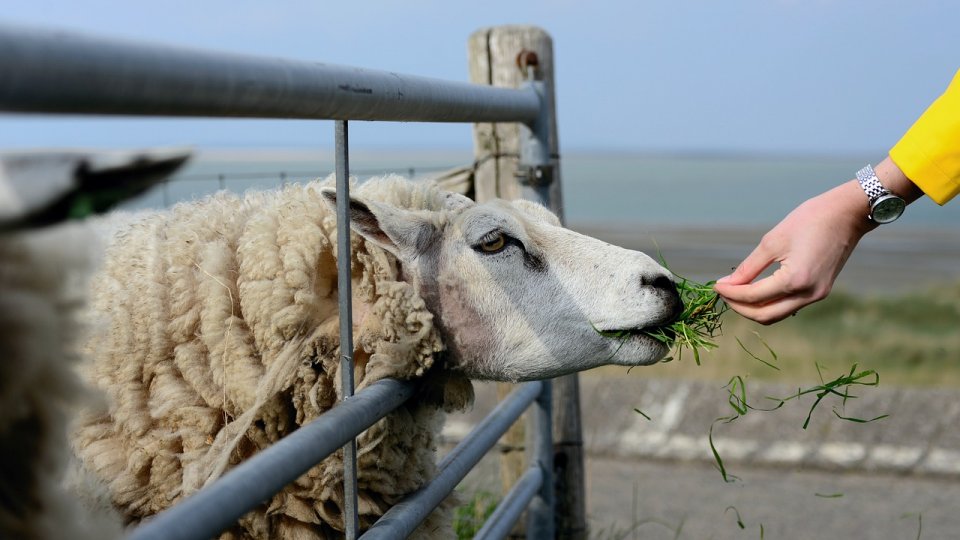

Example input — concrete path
[443,376,960,537]
[445,377,960,479]
[585,457,955,539]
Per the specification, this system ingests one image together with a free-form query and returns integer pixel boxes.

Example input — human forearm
[874,156,923,204]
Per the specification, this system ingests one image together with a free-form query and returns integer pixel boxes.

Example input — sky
[0,0,957,155]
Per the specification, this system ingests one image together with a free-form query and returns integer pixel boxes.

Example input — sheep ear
[441,192,475,212]
[320,188,437,259]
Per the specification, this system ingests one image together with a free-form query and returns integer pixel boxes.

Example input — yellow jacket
[890,69,960,205]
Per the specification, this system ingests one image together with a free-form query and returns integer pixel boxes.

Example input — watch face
[872,195,906,224]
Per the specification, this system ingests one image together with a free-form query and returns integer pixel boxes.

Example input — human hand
[713,180,875,324]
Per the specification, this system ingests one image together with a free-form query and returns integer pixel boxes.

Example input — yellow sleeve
[889,69,960,205]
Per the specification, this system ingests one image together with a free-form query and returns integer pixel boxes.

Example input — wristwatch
[855,164,906,224]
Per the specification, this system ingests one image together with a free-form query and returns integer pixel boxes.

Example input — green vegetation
[641,282,960,388]
[587,273,952,535]
[644,275,727,365]
[453,490,498,539]
[707,365,887,483]
[638,273,901,483]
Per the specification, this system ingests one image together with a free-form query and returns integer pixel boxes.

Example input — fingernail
[716,275,731,284]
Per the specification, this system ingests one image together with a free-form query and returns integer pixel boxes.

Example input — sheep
[72,174,682,538]
[0,223,124,540]
[0,147,189,540]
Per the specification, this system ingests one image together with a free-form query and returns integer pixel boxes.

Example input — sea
[126,148,960,230]
[123,148,960,295]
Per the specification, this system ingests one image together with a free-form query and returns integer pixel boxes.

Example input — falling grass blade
[815,492,844,498]
[724,377,784,414]
[832,409,889,424]
[725,376,749,416]
[724,506,746,529]
[709,421,739,483]
[634,408,652,421]
[746,364,889,429]
[801,391,829,429]
[753,331,778,362]
[735,336,781,371]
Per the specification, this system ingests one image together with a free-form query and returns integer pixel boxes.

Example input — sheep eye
[478,232,507,253]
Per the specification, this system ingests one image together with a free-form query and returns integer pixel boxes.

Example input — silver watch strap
[855,164,887,202]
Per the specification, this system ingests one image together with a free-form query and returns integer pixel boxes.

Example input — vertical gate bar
[518,63,557,540]
[526,379,554,538]
[517,79,551,208]
[335,119,360,539]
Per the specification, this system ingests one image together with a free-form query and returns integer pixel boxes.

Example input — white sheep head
[322,188,682,382]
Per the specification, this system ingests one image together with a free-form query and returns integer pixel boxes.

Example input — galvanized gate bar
[126,378,417,540]
[5,22,562,540]
[526,379,555,537]
[473,467,544,540]
[334,119,360,539]
[359,381,543,539]
[0,24,540,123]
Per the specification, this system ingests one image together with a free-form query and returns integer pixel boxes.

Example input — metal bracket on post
[517,50,553,206]
[514,162,554,187]
[517,78,553,207]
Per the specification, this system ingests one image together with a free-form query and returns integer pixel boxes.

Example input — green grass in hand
[645,274,728,365]
[590,273,727,366]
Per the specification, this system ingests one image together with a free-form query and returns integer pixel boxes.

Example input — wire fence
[156,164,459,206]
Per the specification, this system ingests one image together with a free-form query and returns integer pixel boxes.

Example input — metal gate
[0,23,560,540]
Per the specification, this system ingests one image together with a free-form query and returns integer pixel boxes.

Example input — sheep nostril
[646,275,683,323]
[651,275,677,295]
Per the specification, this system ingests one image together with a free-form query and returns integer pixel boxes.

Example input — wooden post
[468,25,586,540]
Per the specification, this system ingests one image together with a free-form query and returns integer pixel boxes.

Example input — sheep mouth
[641,324,676,343]
[595,324,676,345]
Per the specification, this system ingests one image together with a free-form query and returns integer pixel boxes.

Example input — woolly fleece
[73,176,474,539]
[0,224,124,540]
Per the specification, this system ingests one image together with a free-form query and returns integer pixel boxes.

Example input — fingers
[716,242,776,286]
[722,294,815,325]
[715,264,825,324]
[714,271,791,306]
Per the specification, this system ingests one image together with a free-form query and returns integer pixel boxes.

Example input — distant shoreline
[180,148,873,162]
[114,149,959,297]
[573,222,960,297]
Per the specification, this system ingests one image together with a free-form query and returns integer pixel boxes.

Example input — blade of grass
[724,506,746,529]
[735,336,780,371]
[832,409,889,424]
[709,422,739,483]
[708,364,887,481]
[633,254,890,488]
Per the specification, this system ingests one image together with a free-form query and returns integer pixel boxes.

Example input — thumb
[717,244,775,287]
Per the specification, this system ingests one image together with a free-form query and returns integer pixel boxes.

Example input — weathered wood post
[468,25,586,540]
